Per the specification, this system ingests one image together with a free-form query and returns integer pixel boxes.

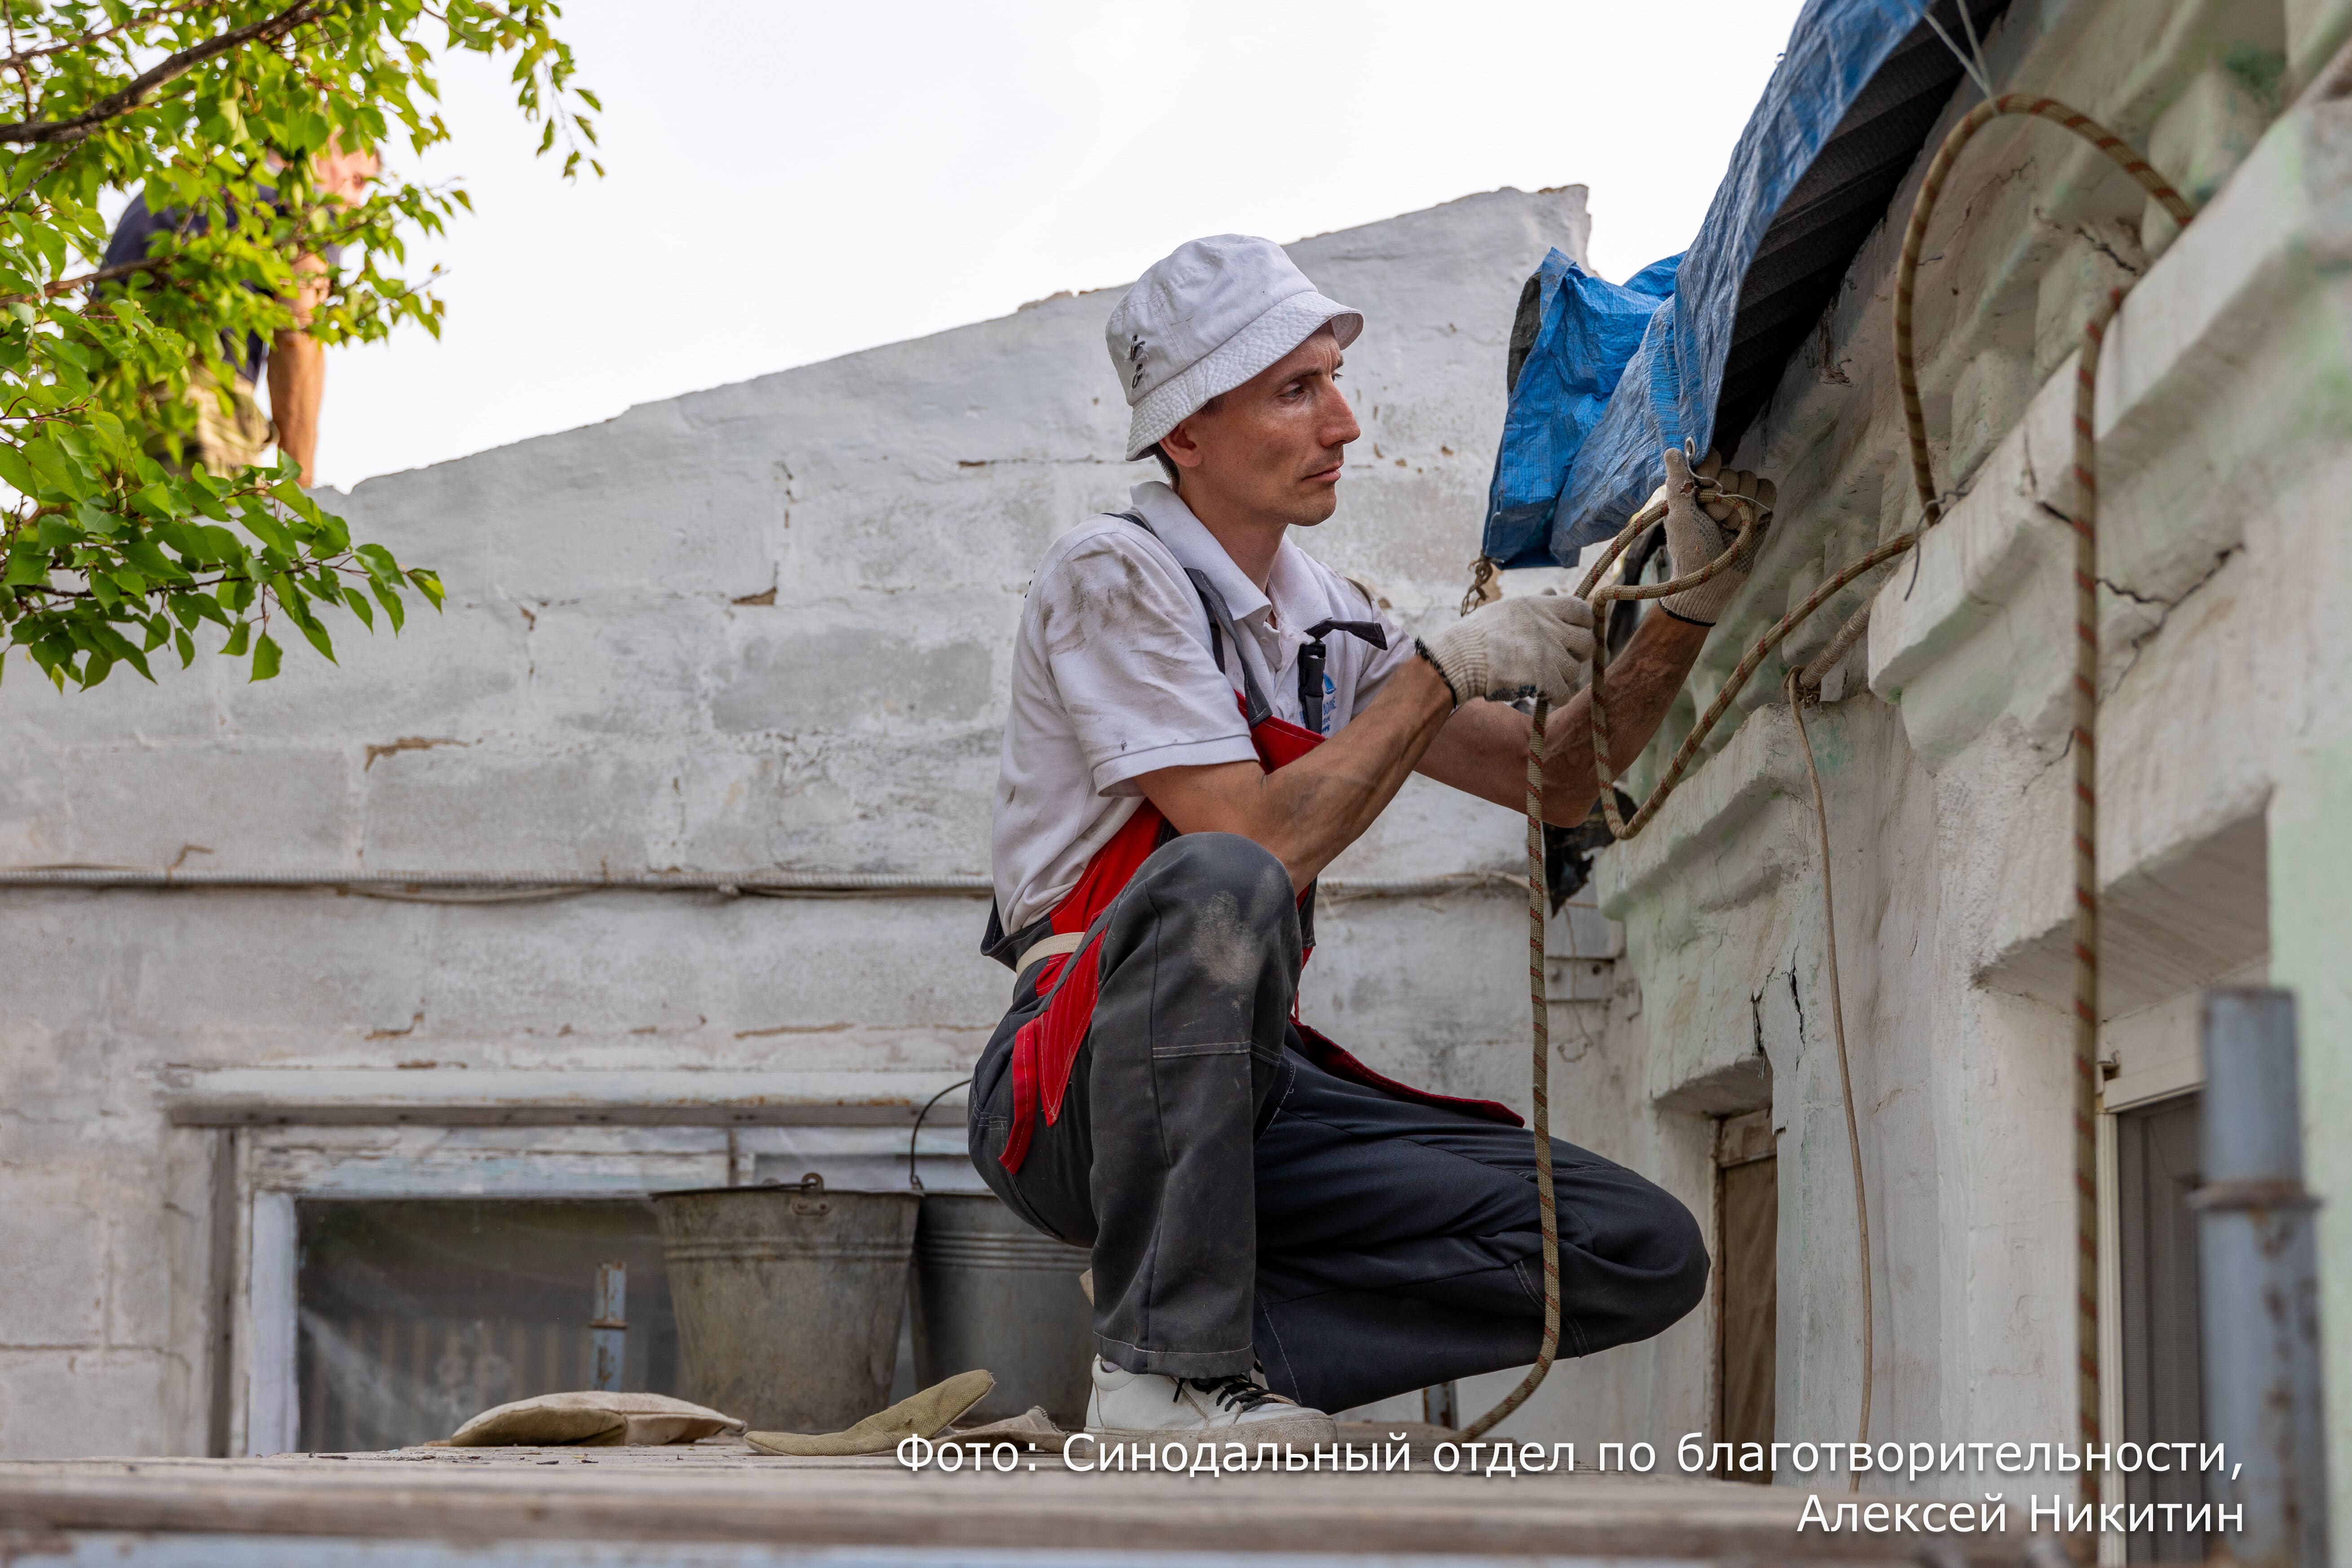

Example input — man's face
[1165,326,1360,529]
[312,143,379,205]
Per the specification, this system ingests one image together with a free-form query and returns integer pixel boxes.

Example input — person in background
[99,139,377,485]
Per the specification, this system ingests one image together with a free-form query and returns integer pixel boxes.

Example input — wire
[1917,1,1996,101]
[1787,669,1873,1485]
[906,1076,974,1193]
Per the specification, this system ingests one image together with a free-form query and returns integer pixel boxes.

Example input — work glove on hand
[1416,590,1595,708]
[1658,447,1776,627]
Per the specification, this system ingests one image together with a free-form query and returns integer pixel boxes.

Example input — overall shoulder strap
[1115,510,1271,727]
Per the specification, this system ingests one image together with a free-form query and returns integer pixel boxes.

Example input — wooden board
[0,1433,2025,1564]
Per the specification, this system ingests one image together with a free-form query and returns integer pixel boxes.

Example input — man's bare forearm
[269,257,330,486]
[1415,608,1709,825]
[1136,656,1456,889]
[267,328,323,485]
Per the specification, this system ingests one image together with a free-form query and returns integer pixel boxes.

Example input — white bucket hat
[1106,235,1364,462]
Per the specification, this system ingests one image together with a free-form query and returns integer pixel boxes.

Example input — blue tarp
[1482,0,1962,568]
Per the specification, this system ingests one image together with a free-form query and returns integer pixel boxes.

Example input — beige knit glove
[1417,591,1595,707]
[1659,447,1776,626]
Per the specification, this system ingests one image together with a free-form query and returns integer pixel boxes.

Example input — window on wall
[1714,1108,1776,1482]
[295,1200,681,1452]
[2116,1094,2206,1564]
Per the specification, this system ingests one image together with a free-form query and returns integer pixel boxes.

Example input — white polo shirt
[991,481,1413,936]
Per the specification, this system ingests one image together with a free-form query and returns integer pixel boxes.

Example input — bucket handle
[908,1076,974,1192]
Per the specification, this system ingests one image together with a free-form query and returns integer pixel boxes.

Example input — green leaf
[117,533,189,582]
[192,524,244,561]
[296,613,336,663]
[354,543,402,583]
[4,546,45,587]
[173,627,194,668]
[0,444,37,497]
[221,620,250,657]
[249,631,281,682]
[240,509,293,556]
[24,442,77,497]
[407,569,445,611]
[130,484,185,522]
[341,584,375,630]
[369,577,405,633]
[91,622,155,682]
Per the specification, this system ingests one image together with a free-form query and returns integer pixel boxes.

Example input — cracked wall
[0,188,1596,1457]
[1552,0,2352,1518]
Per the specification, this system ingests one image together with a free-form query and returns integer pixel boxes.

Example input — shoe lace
[1181,1373,1283,1414]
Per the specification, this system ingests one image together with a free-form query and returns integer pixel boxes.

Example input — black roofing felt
[1710,0,2014,458]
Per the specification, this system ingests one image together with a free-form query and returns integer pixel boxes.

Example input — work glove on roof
[1659,447,1776,627]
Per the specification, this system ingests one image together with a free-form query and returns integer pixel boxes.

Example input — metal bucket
[652,1175,919,1433]
[910,1193,1092,1425]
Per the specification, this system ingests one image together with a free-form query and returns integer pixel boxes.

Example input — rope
[1462,95,2193,1465]
[1460,555,1504,616]
[1787,668,1872,1479]
[1458,695,1560,1440]
[1896,98,2197,542]
[1891,97,2189,1505]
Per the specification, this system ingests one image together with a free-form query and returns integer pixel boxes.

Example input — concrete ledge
[1592,703,1809,918]
[1869,92,2352,766]
[159,1069,971,1127]
[0,866,1524,900]
[1976,813,2270,1019]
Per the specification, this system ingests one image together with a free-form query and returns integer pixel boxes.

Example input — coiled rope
[1462,97,2193,1468]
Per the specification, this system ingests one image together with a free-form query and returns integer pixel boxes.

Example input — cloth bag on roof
[442,1390,744,1447]
[745,1369,994,1457]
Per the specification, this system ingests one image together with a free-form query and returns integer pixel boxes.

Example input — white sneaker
[1084,1358,1335,1447]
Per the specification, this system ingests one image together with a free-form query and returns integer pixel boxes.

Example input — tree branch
[0,254,166,305]
[0,0,330,145]
[0,2,213,79]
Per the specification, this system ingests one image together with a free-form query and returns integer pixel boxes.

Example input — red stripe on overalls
[998,697,1519,1174]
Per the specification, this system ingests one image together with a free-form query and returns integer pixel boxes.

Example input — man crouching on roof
[972,235,1763,1444]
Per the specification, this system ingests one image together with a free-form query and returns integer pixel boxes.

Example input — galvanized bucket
[910,1193,1092,1425]
[653,1175,919,1433]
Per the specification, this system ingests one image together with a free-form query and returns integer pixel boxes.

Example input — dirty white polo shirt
[991,480,1413,936]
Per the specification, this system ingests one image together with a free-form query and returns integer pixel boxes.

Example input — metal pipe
[589,1261,627,1393]
[2194,988,2329,1568]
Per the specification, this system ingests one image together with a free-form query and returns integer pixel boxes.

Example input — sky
[310,0,1810,492]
